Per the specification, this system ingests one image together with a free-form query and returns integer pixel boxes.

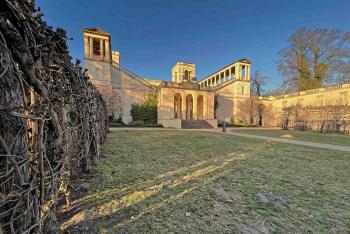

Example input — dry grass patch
[63,130,350,233]
[232,128,350,146]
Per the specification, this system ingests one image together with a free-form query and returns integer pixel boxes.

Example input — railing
[160,81,213,91]
[273,83,350,100]
[112,62,154,88]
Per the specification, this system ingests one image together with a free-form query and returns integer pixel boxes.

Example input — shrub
[130,91,158,124]
[108,114,125,127]
[231,119,256,127]
[132,120,145,126]
[109,122,125,127]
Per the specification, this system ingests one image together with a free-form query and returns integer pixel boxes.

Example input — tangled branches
[0,0,108,233]
[281,102,350,134]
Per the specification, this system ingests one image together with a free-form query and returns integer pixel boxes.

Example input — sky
[36,0,350,90]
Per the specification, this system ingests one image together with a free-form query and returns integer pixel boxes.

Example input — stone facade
[157,84,215,128]
[171,62,196,83]
[263,84,350,128]
[82,28,350,130]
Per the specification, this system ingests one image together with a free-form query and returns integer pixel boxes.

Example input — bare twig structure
[0,0,108,233]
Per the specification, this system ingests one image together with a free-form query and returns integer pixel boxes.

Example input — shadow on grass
[61,151,251,232]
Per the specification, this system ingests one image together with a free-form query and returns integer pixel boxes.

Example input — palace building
[83,28,350,130]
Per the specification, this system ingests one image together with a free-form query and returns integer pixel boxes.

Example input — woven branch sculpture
[0,0,108,233]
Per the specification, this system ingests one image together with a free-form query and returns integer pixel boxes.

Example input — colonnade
[174,93,205,120]
[84,35,110,62]
[199,63,250,87]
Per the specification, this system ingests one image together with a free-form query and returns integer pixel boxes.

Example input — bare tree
[250,71,267,125]
[281,96,350,134]
[251,71,266,96]
[101,89,123,121]
[278,28,350,92]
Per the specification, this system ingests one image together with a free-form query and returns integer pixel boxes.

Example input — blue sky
[37,0,350,90]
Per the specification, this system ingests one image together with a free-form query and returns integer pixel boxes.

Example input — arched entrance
[174,93,182,119]
[197,95,204,120]
[186,94,193,120]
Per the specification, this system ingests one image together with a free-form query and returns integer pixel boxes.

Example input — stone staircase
[112,62,154,88]
[181,120,213,129]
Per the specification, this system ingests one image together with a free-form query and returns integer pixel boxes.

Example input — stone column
[236,64,241,80]
[247,65,250,80]
[229,67,232,80]
[89,37,93,59]
[100,39,104,60]
[182,96,186,120]
[193,95,197,120]
[105,39,110,61]
[218,74,221,84]
[84,36,89,58]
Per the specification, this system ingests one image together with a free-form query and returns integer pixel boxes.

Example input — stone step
[181,120,213,129]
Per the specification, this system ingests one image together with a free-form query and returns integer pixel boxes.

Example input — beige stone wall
[111,51,120,64]
[263,83,350,127]
[157,119,182,129]
[110,65,153,124]
[215,79,251,122]
[84,59,153,124]
[158,87,215,121]
[84,59,112,89]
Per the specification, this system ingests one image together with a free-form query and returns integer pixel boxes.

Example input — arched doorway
[186,94,193,120]
[197,95,204,120]
[174,93,182,119]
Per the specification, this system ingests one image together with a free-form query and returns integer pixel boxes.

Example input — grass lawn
[63,130,350,233]
[232,128,350,146]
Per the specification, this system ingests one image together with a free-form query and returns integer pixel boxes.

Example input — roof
[82,27,110,36]
[173,61,196,67]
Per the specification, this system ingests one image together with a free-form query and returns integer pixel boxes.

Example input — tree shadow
[61,151,251,232]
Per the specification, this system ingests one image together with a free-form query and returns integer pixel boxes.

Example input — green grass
[232,128,350,146]
[64,130,350,233]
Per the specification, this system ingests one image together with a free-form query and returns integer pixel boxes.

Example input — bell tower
[171,62,196,83]
[83,28,112,62]
[82,28,115,91]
